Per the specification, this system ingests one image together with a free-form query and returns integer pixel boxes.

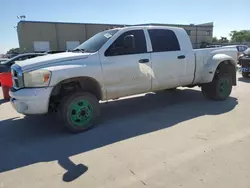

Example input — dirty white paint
[12,25,237,115]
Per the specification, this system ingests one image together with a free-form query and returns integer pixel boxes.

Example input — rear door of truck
[147,28,191,90]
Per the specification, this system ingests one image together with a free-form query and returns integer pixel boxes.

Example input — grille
[11,64,24,89]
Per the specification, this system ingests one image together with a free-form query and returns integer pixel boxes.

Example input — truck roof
[107,25,185,32]
[114,25,192,52]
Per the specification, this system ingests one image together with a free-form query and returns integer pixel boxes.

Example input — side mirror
[124,35,135,49]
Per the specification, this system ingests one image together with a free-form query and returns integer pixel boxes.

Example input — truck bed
[192,46,238,84]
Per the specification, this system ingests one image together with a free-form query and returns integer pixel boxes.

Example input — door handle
[139,59,149,63]
[177,55,185,59]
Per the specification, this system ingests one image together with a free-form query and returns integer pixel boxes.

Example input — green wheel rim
[69,100,93,127]
[219,79,230,98]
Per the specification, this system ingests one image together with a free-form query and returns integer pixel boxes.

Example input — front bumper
[9,87,53,115]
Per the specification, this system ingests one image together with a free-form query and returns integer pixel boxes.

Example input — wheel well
[49,77,102,111]
[216,60,236,86]
[51,77,102,100]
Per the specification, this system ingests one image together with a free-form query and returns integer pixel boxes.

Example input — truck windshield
[73,29,119,53]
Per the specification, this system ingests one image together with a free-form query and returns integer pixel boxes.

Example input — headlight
[23,69,51,87]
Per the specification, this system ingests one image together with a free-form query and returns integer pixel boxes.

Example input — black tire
[59,92,100,133]
[201,85,214,99]
[242,72,250,78]
[201,74,232,101]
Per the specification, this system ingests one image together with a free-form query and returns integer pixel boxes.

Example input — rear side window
[148,29,180,52]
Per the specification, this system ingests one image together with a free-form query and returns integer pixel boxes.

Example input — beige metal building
[17,21,213,53]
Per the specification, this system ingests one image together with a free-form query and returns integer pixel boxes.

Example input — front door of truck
[147,29,189,90]
[100,29,152,99]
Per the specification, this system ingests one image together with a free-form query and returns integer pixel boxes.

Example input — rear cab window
[148,29,180,52]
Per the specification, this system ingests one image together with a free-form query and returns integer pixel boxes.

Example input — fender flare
[201,54,237,84]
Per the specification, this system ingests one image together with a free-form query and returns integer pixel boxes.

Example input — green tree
[6,48,20,54]
[200,41,210,48]
[230,30,250,42]
[212,37,218,43]
[218,37,229,43]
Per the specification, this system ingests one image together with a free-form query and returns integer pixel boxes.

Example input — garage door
[33,41,50,52]
[66,41,80,50]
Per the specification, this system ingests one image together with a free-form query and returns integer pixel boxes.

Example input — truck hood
[15,52,90,72]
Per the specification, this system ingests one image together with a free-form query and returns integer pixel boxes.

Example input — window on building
[206,30,212,36]
[148,29,180,52]
[105,30,147,56]
[66,41,80,50]
[33,41,50,52]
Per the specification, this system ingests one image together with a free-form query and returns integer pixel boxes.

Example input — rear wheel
[59,92,100,133]
[201,85,213,99]
[201,74,232,101]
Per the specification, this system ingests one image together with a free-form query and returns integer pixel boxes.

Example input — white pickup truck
[10,25,238,133]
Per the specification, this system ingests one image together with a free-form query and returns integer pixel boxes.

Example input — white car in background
[0,58,8,64]
[223,45,248,57]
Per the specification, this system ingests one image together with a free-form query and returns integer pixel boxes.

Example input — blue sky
[1,0,249,53]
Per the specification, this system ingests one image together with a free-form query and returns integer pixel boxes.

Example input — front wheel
[201,74,232,101]
[59,92,100,133]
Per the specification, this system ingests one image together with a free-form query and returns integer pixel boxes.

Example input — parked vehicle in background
[238,48,250,78]
[46,50,65,54]
[206,45,222,48]
[0,53,45,73]
[9,25,238,133]
[0,58,8,64]
[236,45,248,53]
[238,47,250,61]
[223,45,248,58]
[0,58,9,86]
[6,53,19,59]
